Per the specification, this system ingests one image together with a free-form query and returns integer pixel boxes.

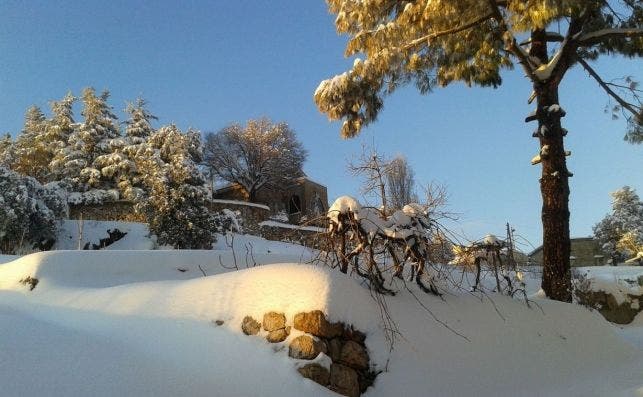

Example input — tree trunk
[531,29,572,302]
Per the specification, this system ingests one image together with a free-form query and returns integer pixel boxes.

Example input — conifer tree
[315,1,642,301]
[0,133,13,168]
[64,87,120,190]
[95,98,156,201]
[594,186,643,264]
[47,92,77,182]
[137,124,215,249]
[11,106,50,181]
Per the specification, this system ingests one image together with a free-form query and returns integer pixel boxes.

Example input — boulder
[343,326,366,344]
[297,363,330,386]
[329,363,360,397]
[241,315,261,335]
[293,310,343,338]
[328,338,343,362]
[340,340,369,370]
[263,312,286,332]
[266,326,290,343]
[575,289,642,324]
[288,335,327,360]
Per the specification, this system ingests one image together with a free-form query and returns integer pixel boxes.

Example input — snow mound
[1,252,642,396]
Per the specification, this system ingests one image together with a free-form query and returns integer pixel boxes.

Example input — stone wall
[259,221,328,250]
[208,200,271,233]
[69,201,145,222]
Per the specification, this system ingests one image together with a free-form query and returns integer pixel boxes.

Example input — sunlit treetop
[315,0,642,139]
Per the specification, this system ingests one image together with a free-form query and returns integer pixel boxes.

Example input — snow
[54,219,155,250]
[533,43,564,81]
[210,198,270,210]
[575,266,643,306]
[1,237,642,396]
[259,220,326,233]
[327,195,361,225]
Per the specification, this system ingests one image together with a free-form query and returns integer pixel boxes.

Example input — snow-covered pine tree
[315,1,642,301]
[137,124,215,249]
[0,167,67,254]
[0,133,13,168]
[95,98,156,201]
[11,106,51,182]
[47,92,77,182]
[64,88,120,193]
[593,186,643,264]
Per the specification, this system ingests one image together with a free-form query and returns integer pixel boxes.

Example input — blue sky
[1,0,641,250]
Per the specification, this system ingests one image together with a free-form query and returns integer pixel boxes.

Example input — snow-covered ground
[1,235,642,396]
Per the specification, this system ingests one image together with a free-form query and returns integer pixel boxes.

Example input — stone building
[213,177,329,224]
[528,237,607,267]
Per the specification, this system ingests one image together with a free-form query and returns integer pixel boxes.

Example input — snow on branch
[578,28,643,46]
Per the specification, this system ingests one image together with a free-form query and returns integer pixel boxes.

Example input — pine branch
[578,28,643,46]
[486,0,538,82]
[577,57,641,117]
[402,12,495,51]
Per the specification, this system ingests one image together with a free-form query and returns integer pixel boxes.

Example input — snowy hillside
[1,240,642,397]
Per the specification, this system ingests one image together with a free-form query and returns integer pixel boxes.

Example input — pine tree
[47,92,77,182]
[137,124,215,249]
[0,133,13,168]
[64,87,120,191]
[95,98,156,201]
[11,106,50,181]
[594,186,643,263]
[315,1,642,301]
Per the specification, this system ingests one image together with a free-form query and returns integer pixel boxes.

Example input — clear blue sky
[1,0,641,250]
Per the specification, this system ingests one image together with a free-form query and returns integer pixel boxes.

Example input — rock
[343,326,366,344]
[328,338,343,362]
[241,315,261,335]
[214,320,224,326]
[288,335,326,360]
[575,289,642,324]
[293,310,343,338]
[329,363,360,397]
[340,340,369,370]
[297,363,330,386]
[266,326,290,343]
[263,312,286,332]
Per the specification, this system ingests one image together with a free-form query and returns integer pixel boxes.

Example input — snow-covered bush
[326,196,450,295]
[451,234,525,296]
[212,209,243,234]
[0,167,67,253]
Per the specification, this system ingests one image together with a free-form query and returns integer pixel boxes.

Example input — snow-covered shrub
[212,209,243,234]
[0,167,67,253]
[326,196,450,295]
[67,188,120,205]
[451,234,525,296]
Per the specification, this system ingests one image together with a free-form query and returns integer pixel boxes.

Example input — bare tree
[203,118,307,202]
[386,155,417,210]
[348,146,390,214]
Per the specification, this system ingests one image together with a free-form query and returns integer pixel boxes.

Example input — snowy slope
[1,250,642,397]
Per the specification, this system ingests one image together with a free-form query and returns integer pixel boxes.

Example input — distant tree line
[0,88,307,252]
